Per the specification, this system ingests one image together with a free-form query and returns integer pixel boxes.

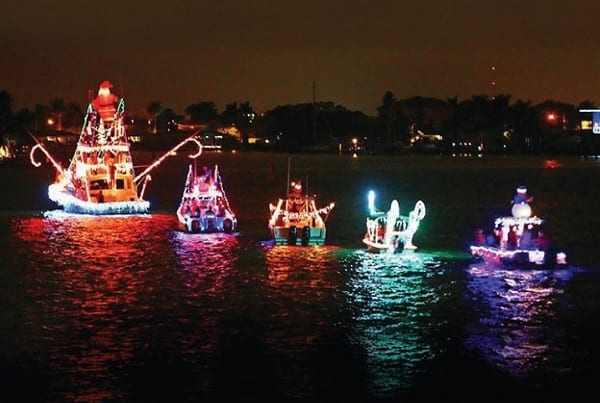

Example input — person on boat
[507,226,518,249]
[107,160,116,189]
[496,223,508,250]
[474,228,485,245]
[98,191,104,203]
[202,166,213,184]
[376,220,385,242]
[92,80,118,125]
[521,226,534,248]
[536,230,550,250]
[183,199,192,217]
[189,198,199,215]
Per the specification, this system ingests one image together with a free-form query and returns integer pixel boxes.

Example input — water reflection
[170,231,239,296]
[168,230,242,393]
[340,250,448,396]
[465,262,574,375]
[261,245,346,399]
[11,212,178,401]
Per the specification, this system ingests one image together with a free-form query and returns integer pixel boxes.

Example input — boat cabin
[86,172,138,203]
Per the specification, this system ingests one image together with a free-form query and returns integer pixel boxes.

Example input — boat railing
[215,166,234,214]
[269,199,285,227]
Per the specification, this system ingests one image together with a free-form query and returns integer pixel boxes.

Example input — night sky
[2,0,598,116]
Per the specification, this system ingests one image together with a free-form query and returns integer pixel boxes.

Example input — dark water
[1,153,599,402]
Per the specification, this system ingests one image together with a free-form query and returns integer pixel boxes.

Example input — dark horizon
[1,87,596,120]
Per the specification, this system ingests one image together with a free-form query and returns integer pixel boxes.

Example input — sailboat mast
[286,156,291,195]
[305,174,309,197]
[312,81,317,142]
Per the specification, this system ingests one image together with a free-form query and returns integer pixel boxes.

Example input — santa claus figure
[92,80,119,125]
[288,180,305,212]
[290,180,302,195]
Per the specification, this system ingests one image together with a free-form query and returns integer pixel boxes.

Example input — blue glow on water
[339,249,453,396]
[464,262,578,375]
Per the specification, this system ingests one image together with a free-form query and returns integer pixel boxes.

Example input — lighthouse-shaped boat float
[29,80,202,215]
[362,190,426,253]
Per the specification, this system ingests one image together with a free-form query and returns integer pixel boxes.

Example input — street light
[546,112,566,130]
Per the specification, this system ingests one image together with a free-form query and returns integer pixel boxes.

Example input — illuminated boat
[362,190,426,253]
[29,80,202,215]
[268,179,335,246]
[470,186,567,267]
[176,162,237,233]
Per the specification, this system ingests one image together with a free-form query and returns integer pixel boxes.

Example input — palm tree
[185,101,218,124]
[377,91,398,144]
[146,101,163,134]
[236,101,255,148]
[48,98,67,132]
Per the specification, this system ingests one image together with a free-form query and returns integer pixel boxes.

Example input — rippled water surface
[1,153,599,401]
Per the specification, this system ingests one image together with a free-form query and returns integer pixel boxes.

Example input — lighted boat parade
[362,190,426,254]
[176,162,237,233]
[29,80,202,215]
[268,178,335,246]
[470,186,567,267]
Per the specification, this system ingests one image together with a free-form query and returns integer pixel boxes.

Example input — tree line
[1,88,599,155]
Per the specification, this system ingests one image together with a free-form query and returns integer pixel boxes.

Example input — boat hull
[470,245,567,268]
[178,214,236,234]
[49,185,149,215]
[362,237,417,254]
[271,225,327,246]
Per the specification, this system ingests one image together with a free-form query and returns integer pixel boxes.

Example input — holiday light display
[30,80,203,215]
[268,179,335,246]
[176,163,237,233]
[470,187,568,267]
[362,190,426,254]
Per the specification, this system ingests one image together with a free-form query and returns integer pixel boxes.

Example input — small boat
[470,186,567,267]
[29,80,202,215]
[362,190,426,253]
[176,162,237,233]
[268,179,335,246]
